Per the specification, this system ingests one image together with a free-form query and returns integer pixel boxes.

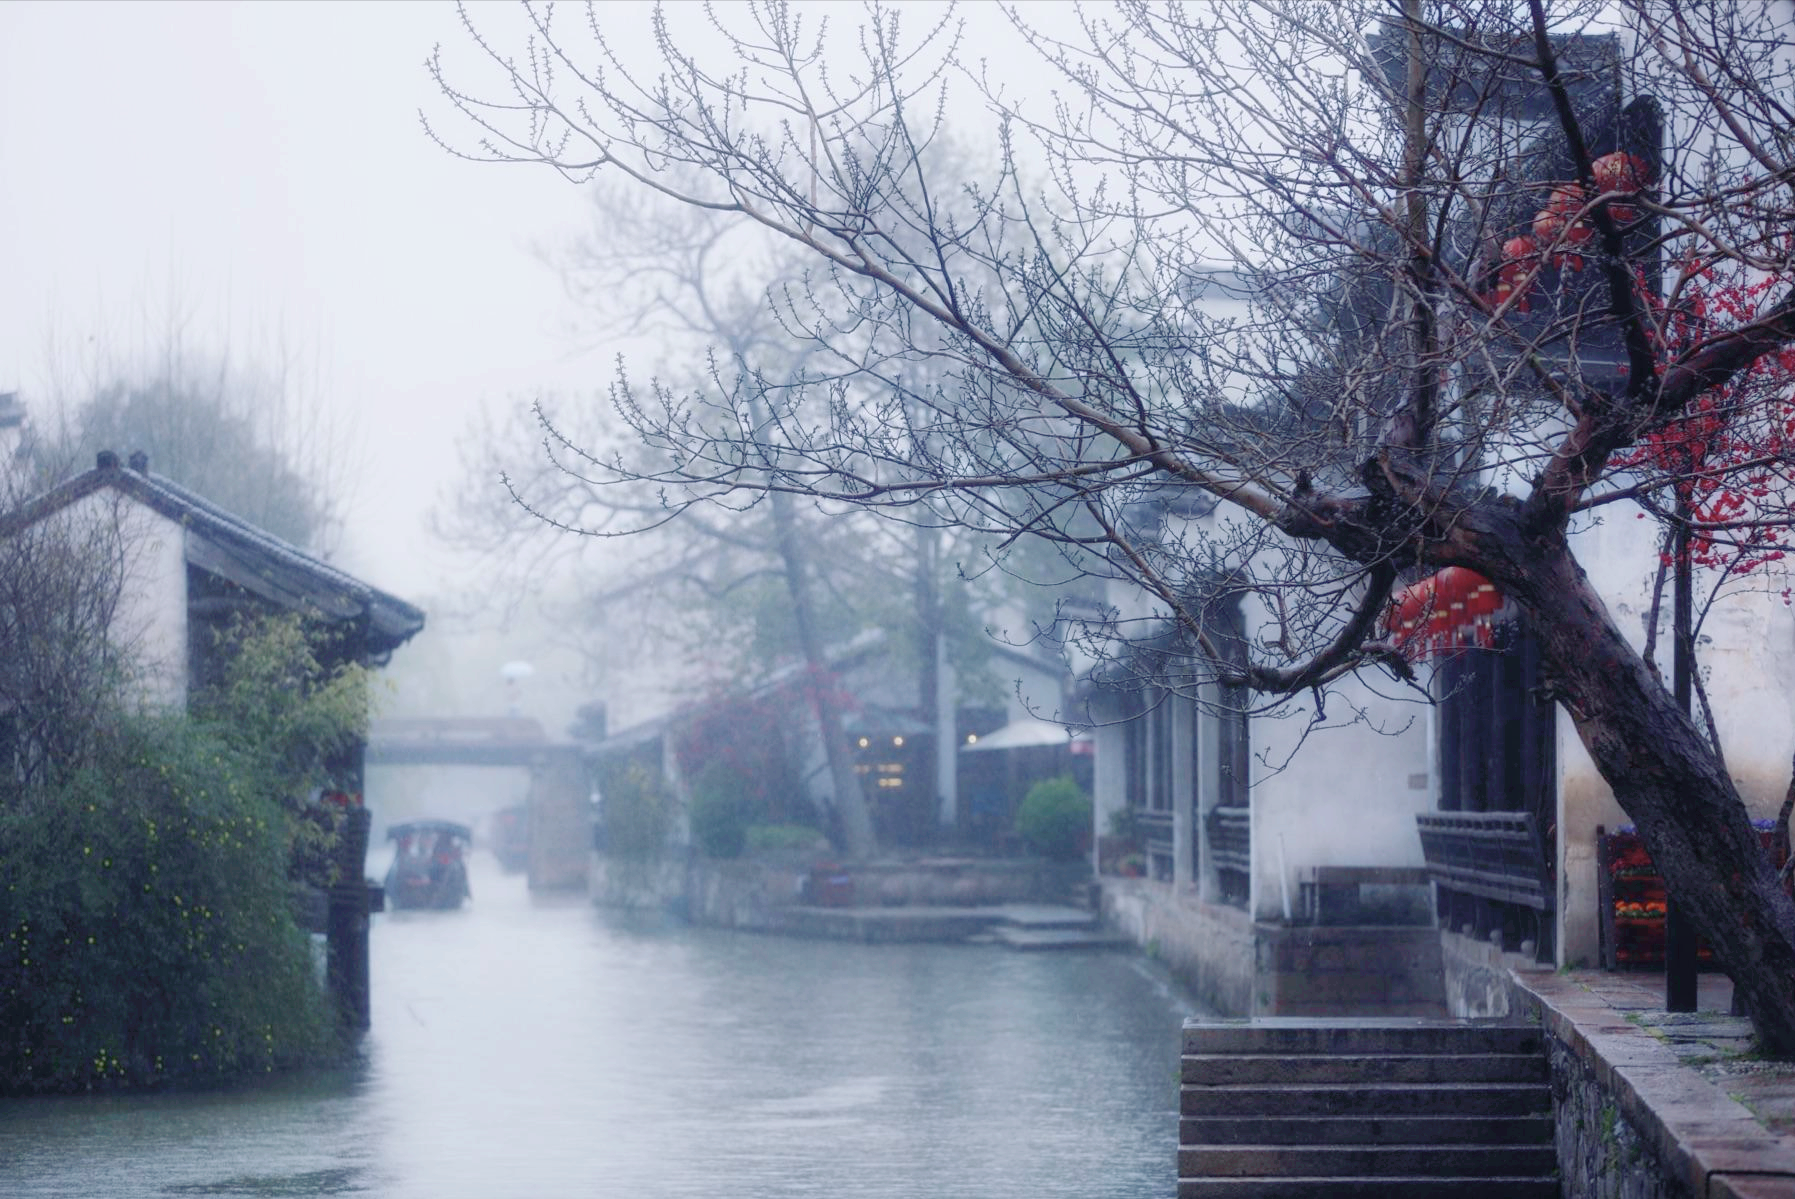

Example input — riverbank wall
[1098,876,1447,1019]
[589,851,1089,936]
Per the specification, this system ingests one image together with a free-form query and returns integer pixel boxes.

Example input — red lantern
[1591,151,1646,194]
[1386,574,1436,647]
[1502,234,1537,262]
[1533,186,1598,270]
[1591,152,1646,224]
[1387,568,1514,657]
[1491,235,1538,313]
[1533,185,1582,242]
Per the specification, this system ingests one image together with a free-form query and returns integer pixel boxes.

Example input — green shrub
[0,715,334,1094]
[599,760,673,862]
[192,613,371,885]
[744,823,826,853]
[689,764,747,859]
[1015,774,1092,861]
[1106,805,1139,841]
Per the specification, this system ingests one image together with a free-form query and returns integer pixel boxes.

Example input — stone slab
[1179,1142,1556,1177]
[1181,1081,1550,1118]
[1182,1052,1545,1085]
[988,926,1130,950]
[990,902,1100,929]
[1175,1176,1559,1198]
[1182,1017,1542,1056]
[1517,969,1795,1198]
[1179,1113,1554,1146]
[1711,1174,1795,1199]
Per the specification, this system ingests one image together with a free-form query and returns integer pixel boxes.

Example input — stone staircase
[1179,1017,1558,1198]
[986,904,1130,950]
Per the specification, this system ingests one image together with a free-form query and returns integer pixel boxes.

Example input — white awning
[961,718,1088,752]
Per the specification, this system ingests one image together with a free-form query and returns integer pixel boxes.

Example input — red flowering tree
[1615,266,1795,585]
[673,678,837,831]
[673,669,864,855]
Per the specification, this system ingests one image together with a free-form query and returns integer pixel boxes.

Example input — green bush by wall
[689,763,747,859]
[1015,774,1092,861]
[598,759,673,862]
[0,715,334,1093]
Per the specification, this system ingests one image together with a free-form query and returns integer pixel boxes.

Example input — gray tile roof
[0,452,425,657]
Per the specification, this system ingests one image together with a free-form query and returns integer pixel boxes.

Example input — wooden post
[1666,504,1699,1012]
[326,807,374,1029]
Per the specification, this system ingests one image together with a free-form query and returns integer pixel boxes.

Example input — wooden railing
[1207,805,1251,874]
[1417,809,1554,960]
[1136,808,1174,882]
[1415,811,1551,910]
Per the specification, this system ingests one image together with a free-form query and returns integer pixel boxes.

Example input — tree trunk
[768,488,877,860]
[915,523,956,838]
[1496,536,1795,1053]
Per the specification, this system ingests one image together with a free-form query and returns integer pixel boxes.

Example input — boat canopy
[387,820,473,842]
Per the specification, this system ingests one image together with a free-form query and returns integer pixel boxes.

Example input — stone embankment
[590,851,1122,946]
[1524,969,1795,1199]
[1445,931,1795,1198]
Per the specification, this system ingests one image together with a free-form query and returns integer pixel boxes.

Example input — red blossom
[1612,264,1795,589]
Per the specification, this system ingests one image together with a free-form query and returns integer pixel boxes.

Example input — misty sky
[0,0,1044,723]
[0,1,611,599]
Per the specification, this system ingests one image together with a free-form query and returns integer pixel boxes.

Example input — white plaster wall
[1555,503,1795,965]
[1097,509,1437,924]
[104,491,189,711]
[36,488,189,712]
[1088,714,1129,859]
[1248,667,1434,923]
[995,653,1071,726]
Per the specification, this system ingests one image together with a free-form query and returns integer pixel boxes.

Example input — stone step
[987,926,1132,951]
[991,903,1101,930]
[1180,1113,1555,1146]
[1180,1143,1558,1178]
[1177,1177,1561,1199]
[1182,1017,1543,1057]
[1182,1081,1551,1117]
[1181,1052,1547,1085]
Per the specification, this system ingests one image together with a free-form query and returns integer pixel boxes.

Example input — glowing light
[892,736,905,747]
[857,737,869,748]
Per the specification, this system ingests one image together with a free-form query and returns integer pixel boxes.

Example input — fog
[0,1,608,732]
[0,0,1043,737]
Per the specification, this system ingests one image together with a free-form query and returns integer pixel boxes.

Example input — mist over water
[1,852,1199,1198]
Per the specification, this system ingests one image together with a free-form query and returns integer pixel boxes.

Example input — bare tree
[429,1,1795,1050]
[447,187,1023,855]
[0,492,132,797]
[27,306,357,554]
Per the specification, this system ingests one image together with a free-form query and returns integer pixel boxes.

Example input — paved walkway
[1558,970,1795,1140]
[1525,968,1795,1197]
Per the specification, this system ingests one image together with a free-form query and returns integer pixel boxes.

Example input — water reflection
[1,853,1200,1198]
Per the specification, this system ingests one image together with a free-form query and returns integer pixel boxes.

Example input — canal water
[1,852,1201,1198]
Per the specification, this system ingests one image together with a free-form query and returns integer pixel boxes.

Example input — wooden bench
[1299,865,1433,925]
